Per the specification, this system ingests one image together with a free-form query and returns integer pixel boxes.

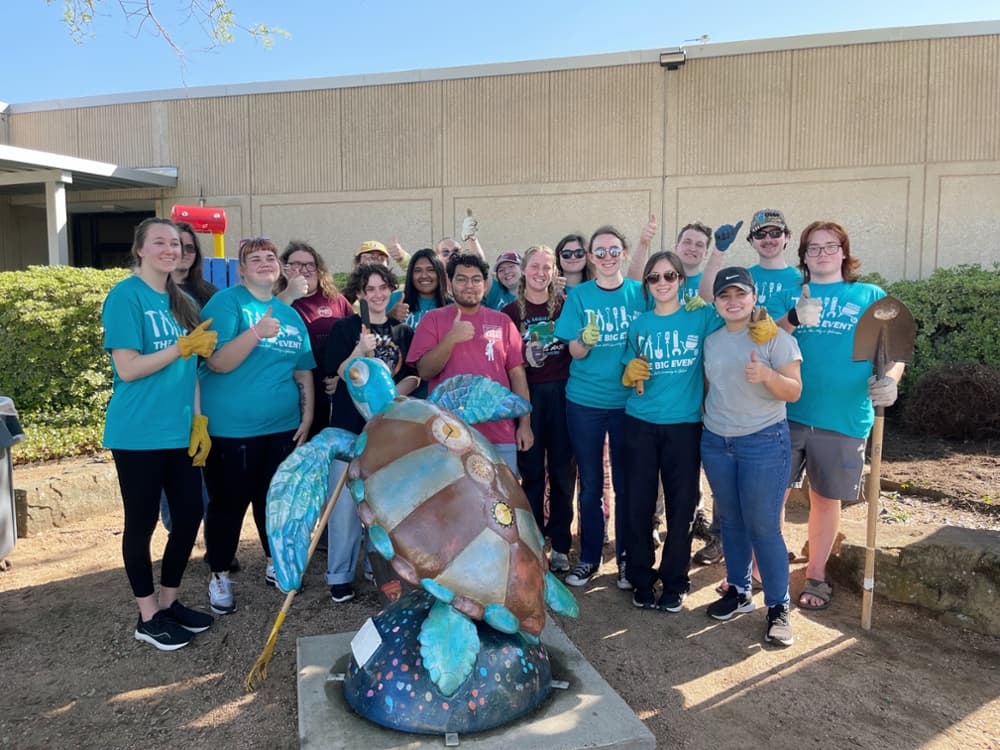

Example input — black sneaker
[657,591,686,613]
[692,510,713,541]
[693,538,724,565]
[565,562,597,587]
[134,611,193,651]
[632,589,655,609]
[165,601,214,633]
[707,586,755,621]
[329,583,355,603]
[765,605,794,647]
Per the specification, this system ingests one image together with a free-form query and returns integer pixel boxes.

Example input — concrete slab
[297,617,656,749]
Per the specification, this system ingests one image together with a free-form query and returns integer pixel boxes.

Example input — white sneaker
[265,561,277,586]
[209,572,236,615]
[616,562,633,591]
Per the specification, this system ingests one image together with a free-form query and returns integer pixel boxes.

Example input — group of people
[103,207,900,651]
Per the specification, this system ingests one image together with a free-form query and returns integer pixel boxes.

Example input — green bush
[0,265,129,463]
[885,265,1000,399]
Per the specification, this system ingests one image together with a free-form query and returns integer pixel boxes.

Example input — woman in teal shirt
[200,237,315,615]
[102,217,217,651]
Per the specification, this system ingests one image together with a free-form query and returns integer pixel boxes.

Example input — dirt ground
[1,423,998,750]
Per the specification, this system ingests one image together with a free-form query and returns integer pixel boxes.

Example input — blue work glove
[714,220,744,252]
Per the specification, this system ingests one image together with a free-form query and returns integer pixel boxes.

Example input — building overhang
[0,144,177,195]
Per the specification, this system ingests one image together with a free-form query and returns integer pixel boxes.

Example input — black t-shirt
[324,314,416,433]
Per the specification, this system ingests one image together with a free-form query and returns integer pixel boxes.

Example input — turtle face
[344,356,398,420]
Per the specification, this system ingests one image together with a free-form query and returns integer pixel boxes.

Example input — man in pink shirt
[407,253,534,472]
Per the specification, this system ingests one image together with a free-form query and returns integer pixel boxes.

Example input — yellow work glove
[621,357,651,388]
[178,319,218,359]
[579,311,600,347]
[188,415,211,467]
[684,295,706,312]
[748,307,779,344]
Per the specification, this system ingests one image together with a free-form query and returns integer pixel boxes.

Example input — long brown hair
[132,218,200,332]
[554,233,592,282]
[641,251,685,306]
[174,221,216,307]
[797,221,861,283]
[515,245,561,326]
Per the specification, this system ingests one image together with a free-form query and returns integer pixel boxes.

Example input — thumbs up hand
[714,220,744,252]
[579,311,600,347]
[254,306,281,339]
[358,324,377,355]
[447,306,475,344]
[748,306,779,343]
[640,213,658,247]
[793,284,822,327]
[178,318,218,358]
[745,350,769,384]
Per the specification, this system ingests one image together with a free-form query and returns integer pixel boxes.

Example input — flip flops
[798,578,833,610]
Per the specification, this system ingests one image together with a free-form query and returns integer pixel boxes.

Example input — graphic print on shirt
[586,304,636,346]
[812,292,863,334]
[483,323,503,362]
[636,329,701,371]
[242,308,308,352]
[373,333,403,374]
[756,280,788,308]
[143,309,184,350]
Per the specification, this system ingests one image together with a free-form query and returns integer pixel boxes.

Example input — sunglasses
[181,243,197,254]
[751,228,785,240]
[590,246,623,259]
[560,248,586,260]
[645,271,680,284]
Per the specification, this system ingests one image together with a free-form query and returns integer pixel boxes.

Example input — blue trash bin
[0,396,25,559]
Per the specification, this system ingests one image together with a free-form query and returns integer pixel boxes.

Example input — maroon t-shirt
[292,290,354,362]
[502,297,570,384]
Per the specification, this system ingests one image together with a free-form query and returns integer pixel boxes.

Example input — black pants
[203,430,296,573]
[517,379,577,555]
[623,416,702,594]
[112,448,203,598]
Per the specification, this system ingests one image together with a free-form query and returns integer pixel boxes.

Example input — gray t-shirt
[703,327,802,437]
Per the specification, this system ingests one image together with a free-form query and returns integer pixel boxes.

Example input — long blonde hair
[515,245,560,328]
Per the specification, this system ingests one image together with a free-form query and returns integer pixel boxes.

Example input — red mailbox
[170,205,228,258]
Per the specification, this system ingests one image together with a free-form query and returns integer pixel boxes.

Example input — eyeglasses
[182,243,197,255]
[452,274,485,285]
[439,248,461,259]
[751,229,785,240]
[285,261,316,273]
[805,243,843,257]
[645,271,680,284]
[590,246,623,259]
[560,248,586,260]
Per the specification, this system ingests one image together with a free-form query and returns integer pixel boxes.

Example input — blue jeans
[566,400,626,567]
[700,422,791,608]
[326,459,365,586]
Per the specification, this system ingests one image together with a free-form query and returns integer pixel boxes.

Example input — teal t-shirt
[679,272,702,303]
[484,283,516,311]
[200,285,316,438]
[101,275,197,450]
[553,278,646,409]
[749,265,803,318]
[405,296,440,330]
[622,306,723,424]
[782,280,886,439]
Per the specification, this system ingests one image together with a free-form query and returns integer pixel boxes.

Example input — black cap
[713,266,756,297]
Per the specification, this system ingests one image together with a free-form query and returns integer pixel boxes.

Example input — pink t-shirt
[407,304,525,445]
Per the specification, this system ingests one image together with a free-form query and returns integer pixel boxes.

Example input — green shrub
[0,265,128,464]
[885,265,1000,399]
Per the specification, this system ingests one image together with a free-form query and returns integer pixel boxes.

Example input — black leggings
[112,448,203,598]
[203,430,296,573]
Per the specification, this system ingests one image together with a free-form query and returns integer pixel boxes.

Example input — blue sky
[2,0,997,104]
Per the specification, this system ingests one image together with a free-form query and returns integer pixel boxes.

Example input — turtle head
[343,357,398,420]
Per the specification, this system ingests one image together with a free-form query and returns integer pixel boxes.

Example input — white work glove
[868,375,898,407]
[793,283,822,327]
[461,212,479,242]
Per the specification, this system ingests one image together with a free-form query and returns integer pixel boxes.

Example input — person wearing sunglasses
[699,208,803,319]
[619,251,727,611]
[555,233,591,292]
[199,237,316,615]
[701,266,802,646]
[774,221,904,612]
[553,225,646,588]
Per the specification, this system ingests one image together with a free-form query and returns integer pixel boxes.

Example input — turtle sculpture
[266,356,578,734]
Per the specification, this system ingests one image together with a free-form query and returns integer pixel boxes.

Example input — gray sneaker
[549,551,571,573]
[693,538,724,565]
[209,572,236,615]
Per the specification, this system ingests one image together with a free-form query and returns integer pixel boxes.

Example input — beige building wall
[4,23,999,278]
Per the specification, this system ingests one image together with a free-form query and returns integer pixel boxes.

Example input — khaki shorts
[788,421,865,501]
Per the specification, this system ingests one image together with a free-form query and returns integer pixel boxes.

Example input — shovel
[852,296,916,630]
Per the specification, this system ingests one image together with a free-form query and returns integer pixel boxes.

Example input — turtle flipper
[483,603,520,634]
[428,375,531,424]
[418,600,480,696]
[315,426,363,462]
[544,571,580,618]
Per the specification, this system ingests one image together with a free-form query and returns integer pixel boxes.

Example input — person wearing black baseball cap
[700,265,802,646]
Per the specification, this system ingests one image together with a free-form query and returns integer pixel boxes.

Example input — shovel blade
[852,296,916,366]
